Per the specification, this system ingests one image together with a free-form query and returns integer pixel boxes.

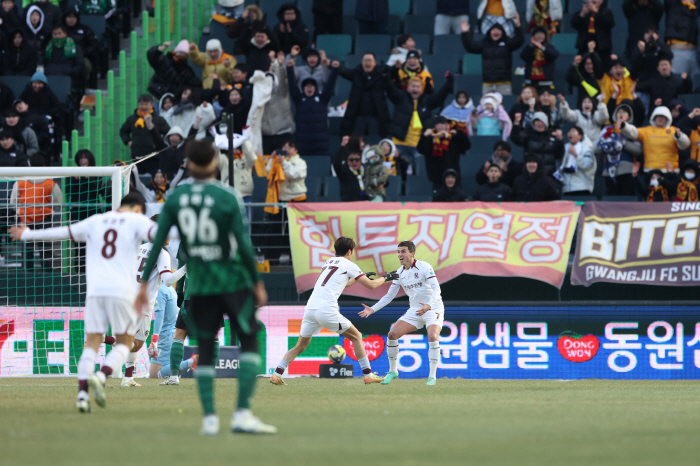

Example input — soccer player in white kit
[359,241,444,386]
[9,193,156,412]
[269,237,398,385]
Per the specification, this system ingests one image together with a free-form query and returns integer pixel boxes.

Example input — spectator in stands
[633,161,698,202]
[599,59,636,106]
[311,0,342,41]
[435,0,470,36]
[598,100,642,195]
[556,126,596,196]
[0,0,23,35]
[147,40,202,99]
[154,126,186,181]
[392,50,433,94]
[0,78,14,114]
[3,29,38,76]
[538,88,563,129]
[262,51,294,154]
[133,166,169,203]
[508,85,541,129]
[521,26,560,91]
[43,24,84,84]
[571,0,615,68]
[476,140,522,187]
[664,0,699,76]
[558,94,609,144]
[19,72,56,119]
[339,52,391,136]
[470,92,512,139]
[512,152,561,201]
[23,5,47,52]
[525,0,562,36]
[333,145,368,201]
[186,101,217,140]
[14,98,50,152]
[3,109,38,156]
[274,3,309,56]
[636,58,692,117]
[477,0,517,37]
[565,43,604,107]
[387,34,421,68]
[265,140,307,215]
[630,28,672,82]
[0,128,27,166]
[230,63,253,98]
[418,115,470,191]
[227,5,271,53]
[386,74,454,176]
[27,0,60,36]
[188,39,235,89]
[363,145,390,202]
[286,57,339,156]
[669,99,690,127]
[158,92,174,114]
[511,111,565,177]
[378,137,400,175]
[623,0,664,58]
[234,139,258,209]
[678,159,700,200]
[621,106,690,173]
[240,27,279,73]
[120,94,170,176]
[290,46,330,93]
[355,0,388,34]
[63,8,99,88]
[473,164,512,201]
[441,89,474,135]
[162,86,201,136]
[221,87,251,135]
[461,14,524,95]
[433,168,468,202]
[678,107,700,161]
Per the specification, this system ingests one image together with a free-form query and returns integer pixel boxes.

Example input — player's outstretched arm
[355,274,386,290]
[358,303,375,318]
[358,281,400,318]
[9,224,70,242]
[161,264,187,287]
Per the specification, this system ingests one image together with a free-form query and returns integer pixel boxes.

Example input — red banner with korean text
[287,202,581,297]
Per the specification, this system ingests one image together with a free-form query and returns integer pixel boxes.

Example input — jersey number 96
[178,207,219,244]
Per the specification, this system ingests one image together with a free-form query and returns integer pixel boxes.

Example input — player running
[359,241,444,386]
[270,237,397,385]
[137,140,273,436]
[9,192,156,412]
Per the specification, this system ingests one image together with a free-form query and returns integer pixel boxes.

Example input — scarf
[172,101,195,116]
[45,36,77,59]
[264,157,285,214]
[170,51,185,62]
[349,165,365,193]
[207,52,232,66]
[587,13,596,34]
[682,1,697,10]
[647,185,669,202]
[151,177,168,203]
[529,0,555,35]
[531,47,546,80]
[431,132,452,157]
[674,179,699,202]
[134,109,154,128]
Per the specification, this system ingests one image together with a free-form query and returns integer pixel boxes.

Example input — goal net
[0,166,130,376]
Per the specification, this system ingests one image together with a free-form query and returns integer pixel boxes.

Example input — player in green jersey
[136,140,275,436]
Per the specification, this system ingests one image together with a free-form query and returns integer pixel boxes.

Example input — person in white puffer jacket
[558,94,609,144]
[555,126,596,195]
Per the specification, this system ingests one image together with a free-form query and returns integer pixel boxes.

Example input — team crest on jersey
[415,273,419,279]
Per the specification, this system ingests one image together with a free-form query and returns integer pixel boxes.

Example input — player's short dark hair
[150,214,159,222]
[334,237,356,256]
[397,241,416,253]
[120,192,146,213]
[185,139,216,168]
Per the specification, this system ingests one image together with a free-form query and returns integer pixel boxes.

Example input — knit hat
[206,38,222,51]
[174,39,189,54]
[406,50,420,60]
[532,111,549,127]
[30,71,47,84]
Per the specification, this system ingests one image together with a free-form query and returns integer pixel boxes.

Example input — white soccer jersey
[371,260,444,313]
[136,242,172,314]
[305,257,365,312]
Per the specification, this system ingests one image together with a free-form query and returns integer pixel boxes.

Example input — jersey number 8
[178,207,218,244]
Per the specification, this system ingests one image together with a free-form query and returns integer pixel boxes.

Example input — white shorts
[399,308,445,330]
[134,313,153,341]
[85,297,138,336]
[299,309,353,338]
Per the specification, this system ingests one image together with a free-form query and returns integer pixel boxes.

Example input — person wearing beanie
[188,38,236,89]
[511,110,565,177]
[392,49,433,94]
[147,39,202,98]
[290,46,330,93]
[433,168,467,202]
[19,71,59,119]
[520,25,560,91]
[473,163,512,202]
[417,115,470,191]
[512,152,561,201]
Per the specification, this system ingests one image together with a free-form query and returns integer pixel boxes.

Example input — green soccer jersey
[142,180,259,296]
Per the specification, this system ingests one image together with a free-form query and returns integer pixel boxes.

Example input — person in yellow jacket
[598,59,637,106]
[620,106,690,173]
[393,50,433,94]
[188,39,236,89]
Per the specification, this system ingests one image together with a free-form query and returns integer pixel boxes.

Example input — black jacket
[565,52,605,106]
[339,63,391,136]
[3,29,37,76]
[510,125,565,177]
[274,3,309,55]
[473,181,512,202]
[355,0,388,22]
[18,110,49,151]
[312,0,343,16]
[19,83,58,118]
[512,158,561,202]
[147,46,202,98]
[221,99,252,136]
[571,2,615,54]
[119,110,170,161]
[417,130,470,185]
[462,23,524,84]
[476,158,523,187]
[0,81,15,112]
[521,39,560,84]
[665,0,699,45]
[239,36,279,73]
[64,14,99,60]
[630,39,674,82]
[623,0,664,57]
[0,143,28,167]
[432,186,467,202]
[436,0,470,16]
[43,41,84,78]
[636,73,692,116]
[385,74,453,141]
[332,146,369,202]
[155,144,186,182]
[26,1,60,37]
[0,6,23,35]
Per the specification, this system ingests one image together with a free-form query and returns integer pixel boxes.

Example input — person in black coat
[630,28,674,83]
[0,129,27,166]
[26,0,60,38]
[417,115,470,190]
[43,24,84,80]
[220,87,251,136]
[119,94,170,176]
[22,5,47,53]
[239,27,279,73]
[355,0,388,34]
[636,58,692,117]
[274,3,309,56]
[520,26,560,91]
[312,0,342,40]
[664,0,699,76]
[0,0,23,36]
[473,163,512,202]
[510,111,565,177]
[14,98,49,151]
[623,0,664,58]
[512,153,561,202]
[332,145,369,201]
[3,29,37,76]
[571,0,615,67]
[153,126,186,181]
[63,9,99,87]
[461,17,524,95]
[286,58,339,156]
[19,72,57,118]
[565,48,605,107]
[338,53,391,136]
[476,140,522,188]
[433,168,467,202]
[0,79,14,113]
[146,41,202,99]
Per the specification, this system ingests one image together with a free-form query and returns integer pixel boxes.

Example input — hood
[30,71,48,84]
[613,99,635,123]
[378,138,397,157]
[682,159,700,178]
[531,25,550,44]
[532,111,549,127]
[646,169,664,185]
[650,106,673,128]
[25,5,44,35]
[173,39,189,54]
[276,3,301,24]
[205,38,223,60]
[480,92,502,109]
[165,126,184,146]
[365,144,385,164]
[159,92,174,112]
[62,7,80,24]
[485,23,507,42]
[523,153,543,176]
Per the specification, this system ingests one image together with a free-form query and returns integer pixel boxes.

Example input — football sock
[358,356,371,375]
[274,359,289,375]
[104,336,116,346]
[77,347,96,393]
[387,339,399,373]
[428,341,440,379]
[170,338,184,377]
[101,343,129,379]
[124,351,138,377]
[195,365,216,415]
[237,352,260,410]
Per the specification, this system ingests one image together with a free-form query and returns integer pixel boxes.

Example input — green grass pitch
[2,377,700,466]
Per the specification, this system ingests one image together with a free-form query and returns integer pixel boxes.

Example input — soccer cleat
[231,410,277,434]
[190,354,199,372]
[76,393,91,413]
[200,414,220,436]
[364,372,385,384]
[426,377,436,386]
[269,373,285,385]
[87,374,106,408]
[380,371,399,385]
[120,377,142,387]
[160,376,180,385]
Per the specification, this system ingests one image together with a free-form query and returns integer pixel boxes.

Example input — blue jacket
[437,0,470,16]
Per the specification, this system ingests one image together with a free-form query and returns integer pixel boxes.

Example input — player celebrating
[359,241,444,386]
[270,237,397,385]
[9,193,156,412]
[136,140,273,436]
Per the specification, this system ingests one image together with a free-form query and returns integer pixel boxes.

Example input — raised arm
[161,264,187,287]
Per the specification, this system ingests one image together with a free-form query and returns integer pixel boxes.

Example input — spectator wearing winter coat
[119,94,170,175]
[286,58,339,156]
[521,26,560,91]
[470,92,512,140]
[473,163,512,201]
[333,146,369,201]
[43,24,84,82]
[508,85,542,129]
[226,5,265,42]
[154,126,186,181]
[2,109,38,156]
[133,166,169,203]
[597,100,642,195]
[435,0,470,35]
[162,86,200,137]
[188,38,235,89]
[311,0,342,40]
[461,15,524,96]
[147,40,202,98]
[185,102,217,141]
[629,28,673,83]
[355,0,388,34]
[3,29,37,76]
[0,0,23,35]
[387,34,425,68]
[441,90,474,136]
[14,98,50,152]
[0,79,14,114]
[512,152,561,201]
[477,0,518,38]
[558,94,609,143]
[433,168,468,202]
[417,116,471,190]
[274,3,309,56]
[392,50,433,94]
[555,126,596,196]
[623,0,664,58]
[476,140,522,187]
[565,46,605,107]
[677,107,700,162]
[26,0,60,36]
[510,111,565,177]
[636,58,692,118]
[262,54,295,154]
[221,88,251,135]
[0,128,27,166]
[632,162,698,202]
[363,145,390,201]
[19,72,57,118]
[291,47,330,93]
[537,88,563,130]
[265,140,307,202]
[240,27,279,73]
[525,0,562,36]
[664,0,699,76]
[23,5,47,53]
[571,0,615,67]
[233,139,258,205]
[63,9,98,86]
[339,53,391,136]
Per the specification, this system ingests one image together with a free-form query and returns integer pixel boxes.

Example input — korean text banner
[571,202,700,287]
[287,202,580,296]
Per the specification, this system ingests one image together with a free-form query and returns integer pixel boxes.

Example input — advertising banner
[572,202,700,287]
[287,202,580,296]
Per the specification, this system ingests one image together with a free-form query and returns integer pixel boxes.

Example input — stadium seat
[355,34,392,56]
[387,15,402,35]
[423,54,461,89]
[404,15,434,35]
[462,54,482,75]
[400,194,431,202]
[317,34,353,59]
[46,75,72,105]
[323,176,342,202]
[328,116,343,134]
[469,136,502,156]
[342,15,358,37]
[405,176,434,196]
[253,177,269,203]
[389,0,410,17]
[305,176,321,202]
[453,74,482,99]
[461,152,493,196]
[411,34,432,55]
[0,76,28,99]
[683,93,700,109]
[207,20,236,53]
[304,156,332,179]
[502,94,518,110]
[412,0,436,16]
[297,0,313,14]
[432,35,463,55]
[343,0,357,16]
[551,34,577,54]
[385,175,401,201]
[259,0,292,15]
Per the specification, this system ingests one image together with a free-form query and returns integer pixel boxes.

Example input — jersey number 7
[317,266,338,287]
